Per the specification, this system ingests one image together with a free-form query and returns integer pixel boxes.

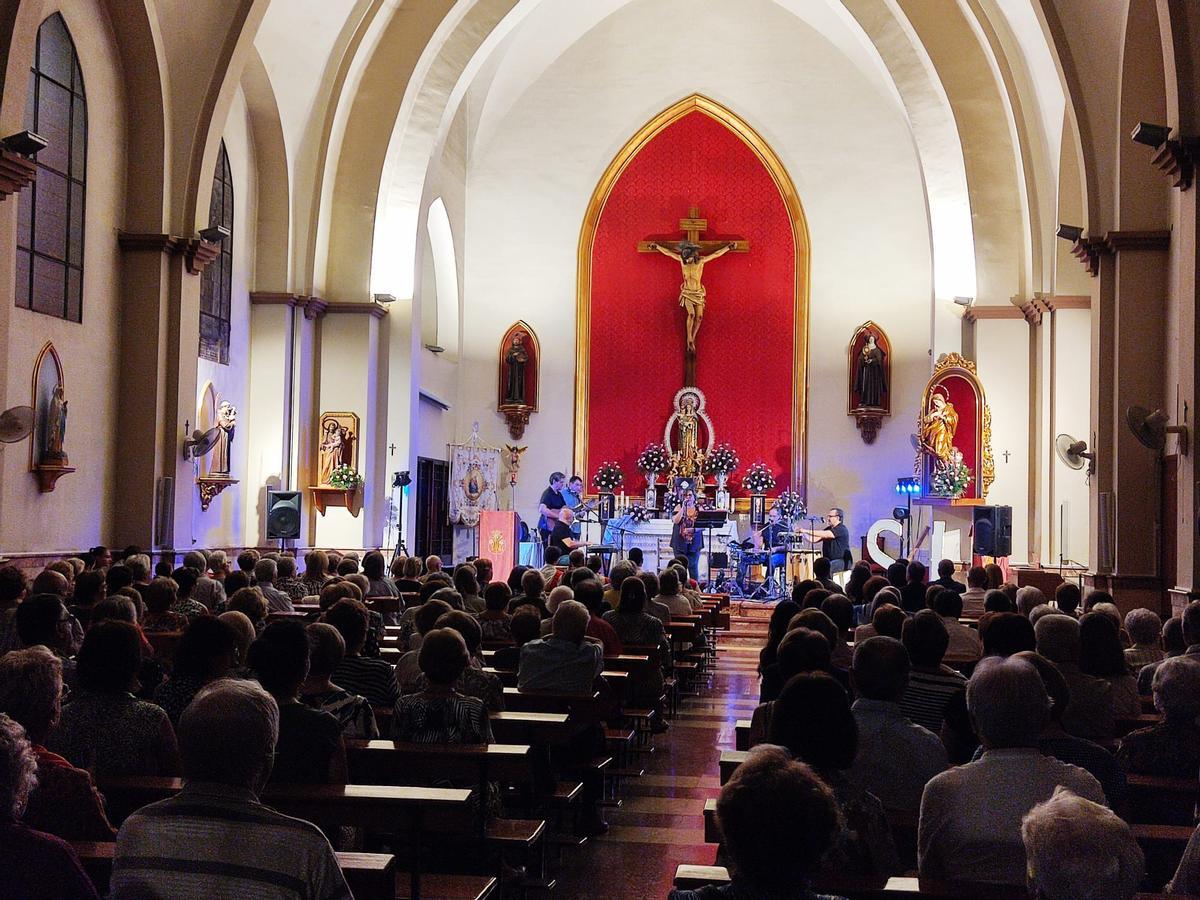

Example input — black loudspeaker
[972,505,1012,557]
[266,490,302,539]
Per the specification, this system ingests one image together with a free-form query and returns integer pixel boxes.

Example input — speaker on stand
[972,505,1012,558]
[266,490,302,544]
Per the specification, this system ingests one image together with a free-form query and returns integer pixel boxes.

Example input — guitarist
[671,490,703,581]
[563,474,585,539]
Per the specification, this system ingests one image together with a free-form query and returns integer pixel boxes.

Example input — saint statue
[920,389,959,467]
[503,335,528,405]
[854,334,887,409]
[671,394,705,477]
[44,383,68,462]
[318,420,345,485]
[211,401,237,476]
[649,240,737,353]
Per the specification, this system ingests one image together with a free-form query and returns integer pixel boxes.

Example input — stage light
[1056,224,1083,243]
[896,476,921,497]
[1131,122,1171,149]
[892,506,910,521]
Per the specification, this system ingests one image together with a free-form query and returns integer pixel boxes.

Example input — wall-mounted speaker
[266,490,302,540]
[972,505,1012,557]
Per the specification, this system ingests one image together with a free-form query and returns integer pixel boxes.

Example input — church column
[311,302,389,549]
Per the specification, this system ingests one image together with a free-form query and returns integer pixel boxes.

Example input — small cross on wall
[1002,450,1011,463]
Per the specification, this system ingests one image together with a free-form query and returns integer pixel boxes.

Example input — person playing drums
[738,505,788,592]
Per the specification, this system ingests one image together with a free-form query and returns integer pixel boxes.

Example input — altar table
[602,515,741,578]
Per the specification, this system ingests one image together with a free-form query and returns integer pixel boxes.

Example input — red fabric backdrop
[585,111,797,495]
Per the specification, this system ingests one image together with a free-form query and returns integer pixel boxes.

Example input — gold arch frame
[573,94,811,493]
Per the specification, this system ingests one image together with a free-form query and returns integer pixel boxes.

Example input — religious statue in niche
[639,206,749,386]
[210,401,237,476]
[29,342,75,492]
[497,322,540,440]
[664,387,714,479]
[847,321,892,444]
[317,412,359,486]
[914,353,994,501]
[44,384,68,463]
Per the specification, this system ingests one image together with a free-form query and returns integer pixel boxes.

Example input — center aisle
[554,610,768,897]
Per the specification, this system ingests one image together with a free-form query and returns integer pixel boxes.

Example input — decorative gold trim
[197,476,238,511]
[574,94,810,494]
[914,353,994,501]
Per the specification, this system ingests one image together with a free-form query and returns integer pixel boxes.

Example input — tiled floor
[553,613,767,898]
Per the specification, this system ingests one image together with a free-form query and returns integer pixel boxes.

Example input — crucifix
[638,205,749,386]
[1002,450,1011,463]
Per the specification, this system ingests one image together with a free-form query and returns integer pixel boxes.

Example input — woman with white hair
[1124,608,1165,670]
[0,712,100,898]
[1117,656,1200,776]
[1022,786,1143,900]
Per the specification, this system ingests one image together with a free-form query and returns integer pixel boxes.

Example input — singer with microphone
[796,508,851,573]
[738,505,788,591]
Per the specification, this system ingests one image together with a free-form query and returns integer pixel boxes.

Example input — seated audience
[393,628,492,743]
[1022,787,1143,900]
[1007,651,1128,811]
[510,568,550,618]
[112,679,350,897]
[167,567,209,622]
[47,621,180,776]
[270,554,307,604]
[983,563,1004,590]
[253,558,293,613]
[323,599,399,707]
[1117,656,1200,777]
[933,589,982,659]
[227,586,268,635]
[519,600,603,694]
[218,610,255,673]
[0,566,27,654]
[395,599,453,690]
[152,616,239,724]
[900,610,968,737]
[758,601,800,676]
[853,602,904,643]
[1079,611,1140,719]
[1035,613,1115,741]
[1124,607,1165,670]
[758,626,834,708]
[14,593,78,686]
[638,570,673,625]
[766,672,899,875]
[541,584,575,635]
[362,550,398,600]
[302,549,332,593]
[932,558,965,595]
[819,594,855,670]
[811,555,839,593]
[67,569,103,629]
[223,569,252,597]
[0,647,115,840]
[575,578,622,656]
[453,564,484,614]
[414,611,503,711]
[248,619,345,784]
[493,608,542,671]
[918,655,1105,885]
[602,578,670,688]
[0,713,100,899]
[667,744,852,899]
[236,550,259,576]
[979,611,1035,657]
[140,576,189,633]
[1054,581,1082,618]
[393,555,425,594]
[603,560,635,610]
[478,582,514,642]
[959,565,988,617]
[843,561,871,605]
[848,636,947,816]
[899,561,928,613]
[301,622,378,739]
[658,568,693,618]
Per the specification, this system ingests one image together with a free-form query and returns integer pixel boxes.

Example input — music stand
[695,509,728,589]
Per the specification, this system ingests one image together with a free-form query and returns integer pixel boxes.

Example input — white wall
[192,88,257,550]
[455,0,935,545]
[0,0,125,553]
[1051,307,1091,566]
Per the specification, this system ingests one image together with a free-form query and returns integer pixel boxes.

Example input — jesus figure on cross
[648,239,737,353]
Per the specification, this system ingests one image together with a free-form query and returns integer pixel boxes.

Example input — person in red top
[0,647,116,841]
[575,578,623,657]
[0,711,101,899]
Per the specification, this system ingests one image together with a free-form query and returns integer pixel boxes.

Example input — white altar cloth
[603,516,740,577]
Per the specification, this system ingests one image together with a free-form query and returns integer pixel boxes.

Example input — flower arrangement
[329,464,363,490]
[636,442,671,475]
[775,490,805,519]
[593,461,624,493]
[662,490,678,512]
[704,442,740,475]
[930,449,972,499]
[742,462,775,495]
[627,505,648,523]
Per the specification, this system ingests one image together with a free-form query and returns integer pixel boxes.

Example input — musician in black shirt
[797,507,851,573]
[537,472,567,546]
[670,492,703,580]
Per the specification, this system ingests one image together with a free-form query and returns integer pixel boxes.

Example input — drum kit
[721,509,821,600]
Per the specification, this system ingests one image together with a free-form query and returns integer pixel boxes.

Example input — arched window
[200,142,233,364]
[15,13,87,322]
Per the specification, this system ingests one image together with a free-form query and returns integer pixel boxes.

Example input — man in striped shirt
[112,679,350,900]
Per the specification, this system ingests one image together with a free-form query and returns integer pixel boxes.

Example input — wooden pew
[719,749,748,784]
[501,687,600,717]
[73,842,400,900]
[1117,713,1162,737]
[1127,774,1198,826]
[735,719,751,751]
[674,866,1048,899]
[365,595,402,618]
[95,777,477,899]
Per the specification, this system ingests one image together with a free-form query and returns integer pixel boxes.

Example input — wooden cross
[636,205,750,256]
[1002,450,1011,463]
[388,443,397,456]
